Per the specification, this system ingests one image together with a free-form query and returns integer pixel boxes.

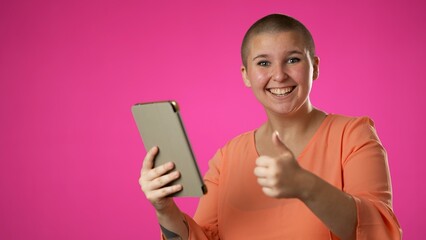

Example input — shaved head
[241,14,316,67]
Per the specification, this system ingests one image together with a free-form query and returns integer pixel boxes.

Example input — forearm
[299,171,357,240]
[156,201,189,240]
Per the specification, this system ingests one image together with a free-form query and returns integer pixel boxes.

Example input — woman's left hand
[254,132,310,199]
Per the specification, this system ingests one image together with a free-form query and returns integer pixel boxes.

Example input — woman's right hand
[139,146,183,211]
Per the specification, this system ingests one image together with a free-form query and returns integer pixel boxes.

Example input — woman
[139,14,402,239]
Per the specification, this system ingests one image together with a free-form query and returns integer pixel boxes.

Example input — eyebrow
[252,54,268,61]
[252,50,304,61]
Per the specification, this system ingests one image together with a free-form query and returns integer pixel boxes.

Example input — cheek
[291,66,312,83]
[250,71,269,86]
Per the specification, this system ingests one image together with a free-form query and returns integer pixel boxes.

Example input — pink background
[1,0,425,239]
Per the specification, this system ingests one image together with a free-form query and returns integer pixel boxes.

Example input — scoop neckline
[251,114,333,159]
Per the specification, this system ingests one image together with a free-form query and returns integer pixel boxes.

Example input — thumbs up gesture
[254,131,309,199]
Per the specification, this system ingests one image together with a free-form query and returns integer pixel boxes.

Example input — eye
[287,58,300,64]
[257,61,270,67]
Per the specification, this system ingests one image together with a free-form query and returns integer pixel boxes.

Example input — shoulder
[326,114,378,138]
[326,114,385,163]
[220,130,255,152]
[327,114,374,127]
[323,114,382,152]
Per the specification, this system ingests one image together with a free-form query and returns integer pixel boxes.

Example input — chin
[265,106,296,116]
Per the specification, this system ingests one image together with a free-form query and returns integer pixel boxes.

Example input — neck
[263,103,324,142]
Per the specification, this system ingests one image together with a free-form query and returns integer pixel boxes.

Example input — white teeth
[269,87,294,95]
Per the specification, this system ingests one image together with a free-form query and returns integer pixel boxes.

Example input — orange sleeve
[342,117,402,239]
[189,148,223,240]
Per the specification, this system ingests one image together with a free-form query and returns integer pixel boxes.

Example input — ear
[241,65,251,87]
[313,56,320,81]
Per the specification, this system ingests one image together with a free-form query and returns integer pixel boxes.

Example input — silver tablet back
[132,101,207,197]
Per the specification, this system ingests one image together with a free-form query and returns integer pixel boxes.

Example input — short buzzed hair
[241,14,316,67]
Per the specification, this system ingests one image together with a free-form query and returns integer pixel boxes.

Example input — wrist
[155,200,180,219]
[296,170,317,202]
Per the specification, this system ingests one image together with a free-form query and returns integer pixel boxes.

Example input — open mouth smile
[267,86,296,96]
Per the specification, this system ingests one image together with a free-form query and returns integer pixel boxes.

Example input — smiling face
[241,30,319,117]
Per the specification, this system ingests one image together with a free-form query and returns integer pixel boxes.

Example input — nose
[272,64,288,82]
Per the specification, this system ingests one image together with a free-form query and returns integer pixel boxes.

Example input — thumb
[272,131,290,153]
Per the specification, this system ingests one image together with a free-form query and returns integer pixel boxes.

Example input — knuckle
[153,167,162,176]
[139,172,148,180]
[146,193,153,201]
[156,177,164,187]
[147,196,155,203]
[161,187,169,196]
[140,182,150,192]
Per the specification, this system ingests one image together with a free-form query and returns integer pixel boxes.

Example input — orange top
[180,114,402,239]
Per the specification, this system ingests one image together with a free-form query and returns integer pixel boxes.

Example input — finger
[146,184,183,201]
[262,187,277,198]
[272,131,290,152]
[147,171,181,191]
[257,174,280,187]
[141,146,159,174]
[144,161,175,181]
[254,166,269,178]
[256,177,271,187]
[255,156,272,167]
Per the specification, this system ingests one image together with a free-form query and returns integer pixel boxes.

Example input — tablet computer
[131,101,207,197]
